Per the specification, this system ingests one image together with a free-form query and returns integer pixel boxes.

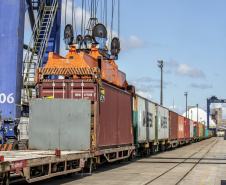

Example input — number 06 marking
[0,93,14,104]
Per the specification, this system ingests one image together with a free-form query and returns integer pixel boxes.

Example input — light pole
[196,104,198,122]
[184,92,188,118]
[158,60,164,105]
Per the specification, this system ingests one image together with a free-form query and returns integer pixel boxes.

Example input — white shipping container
[190,120,194,138]
[157,105,169,140]
[136,95,156,142]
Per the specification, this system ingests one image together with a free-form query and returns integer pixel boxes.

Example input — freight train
[0,34,214,185]
[133,94,213,156]
[30,44,214,159]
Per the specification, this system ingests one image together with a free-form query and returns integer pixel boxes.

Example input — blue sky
[24,0,226,117]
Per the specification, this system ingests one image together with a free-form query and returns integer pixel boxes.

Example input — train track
[142,138,219,185]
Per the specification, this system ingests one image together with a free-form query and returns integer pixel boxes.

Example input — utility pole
[196,104,199,122]
[158,60,164,105]
[184,92,188,118]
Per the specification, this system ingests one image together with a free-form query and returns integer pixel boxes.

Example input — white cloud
[121,35,147,51]
[167,59,205,78]
[106,28,147,52]
[169,105,185,115]
[136,91,152,100]
[176,63,205,78]
[190,83,212,89]
[61,0,90,35]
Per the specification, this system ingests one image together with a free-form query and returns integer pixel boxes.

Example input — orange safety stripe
[39,67,100,76]
[1,144,6,151]
[0,144,12,151]
[6,144,12,151]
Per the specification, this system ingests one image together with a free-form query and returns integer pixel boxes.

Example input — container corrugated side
[157,105,169,140]
[39,80,133,148]
[135,95,156,143]
[169,111,178,140]
[198,123,203,138]
[189,120,194,138]
[205,129,208,137]
[203,124,205,138]
[184,117,190,139]
[98,82,133,147]
[133,110,138,146]
[178,115,184,139]
[194,122,199,137]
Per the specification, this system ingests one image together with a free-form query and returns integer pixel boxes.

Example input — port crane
[207,96,226,130]
[0,0,122,150]
[0,0,61,150]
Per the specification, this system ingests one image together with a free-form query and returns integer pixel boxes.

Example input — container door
[157,106,169,140]
[29,98,91,151]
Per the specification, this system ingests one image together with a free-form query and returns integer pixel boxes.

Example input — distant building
[183,107,216,128]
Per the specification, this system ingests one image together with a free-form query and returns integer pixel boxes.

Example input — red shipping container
[178,115,184,139]
[39,80,133,149]
[169,111,178,140]
[98,82,133,147]
[184,117,190,139]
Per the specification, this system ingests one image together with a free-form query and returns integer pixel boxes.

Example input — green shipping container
[193,122,198,138]
[205,129,208,138]
[133,111,138,146]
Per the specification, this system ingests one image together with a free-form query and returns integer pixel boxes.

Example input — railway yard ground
[11,137,226,185]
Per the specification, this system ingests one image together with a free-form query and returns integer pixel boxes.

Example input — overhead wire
[110,0,115,42]
[72,0,74,29]
[105,0,107,27]
[65,0,67,27]
[84,0,86,35]
[81,0,84,36]
[95,0,99,19]
[73,3,77,36]
[101,0,102,23]
[118,0,120,38]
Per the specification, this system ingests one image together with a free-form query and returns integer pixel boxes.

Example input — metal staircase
[22,0,58,102]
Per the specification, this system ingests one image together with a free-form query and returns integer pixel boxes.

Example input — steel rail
[142,138,219,185]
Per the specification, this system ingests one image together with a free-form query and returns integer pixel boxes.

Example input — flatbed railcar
[0,144,135,184]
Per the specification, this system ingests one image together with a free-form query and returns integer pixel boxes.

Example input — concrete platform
[12,137,226,185]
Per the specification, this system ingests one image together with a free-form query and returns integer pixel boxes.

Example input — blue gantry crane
[207,96,226,130]
[0,0,61,150]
